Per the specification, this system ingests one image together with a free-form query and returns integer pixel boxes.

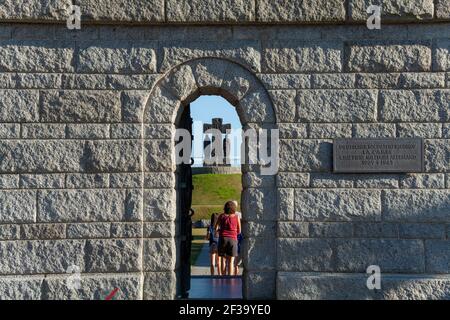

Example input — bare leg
[210,253,216,275]
[217,256,222,276]
[228,257,235,276]
[221,257,226,275]
[215,254,220,275]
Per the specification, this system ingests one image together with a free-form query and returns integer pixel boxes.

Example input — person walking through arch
[215,201,241,276]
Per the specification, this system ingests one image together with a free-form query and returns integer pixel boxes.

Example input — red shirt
[218,213,239,240]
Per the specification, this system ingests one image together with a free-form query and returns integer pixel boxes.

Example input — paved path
[191,242,211,276]
[189,277,242,299]
[189,242,243,299]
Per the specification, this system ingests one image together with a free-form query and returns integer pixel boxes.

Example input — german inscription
[333,138,424,173]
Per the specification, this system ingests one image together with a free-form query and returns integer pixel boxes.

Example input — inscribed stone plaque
[333,138,424,173]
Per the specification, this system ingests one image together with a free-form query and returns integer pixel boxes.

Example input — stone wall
[0,0,449,300]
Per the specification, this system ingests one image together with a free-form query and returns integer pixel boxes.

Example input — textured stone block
[347,42,432,72]
[277,188,294,221]
[66,174,109,188]
[297,90,377,122]
[239,89,275,123]
[294,189,381,222]
[0,124,20,139]
[19,174,65,189]
[310,173,354,188]
[0,40,74,72]
[167,0,254,22]
[0,190,36,223]
[242,188,276,221]
[243,271,276,299]
[244,237,276,270]
[143,272,176,299]
[435,39,450,71]
[309,222,353,238]
[44,274,141,300]
[379,90,444,122]
[355,73,400,88]
[258,0,345,22]
[426,240,450,273]
[311,73,355,89]
[111,124,141,139]
[144,140,173,172]
[144,124,173,140]
[242,172,275,188]
[399,73,446,88]
[278,123,308,139]
[66,124,110,139]
[243,221,276,238]
[353,222,399,238]
[41,90,121,123]
[353,123,396,138]
[85,239,141,272]
[0,224,20,240]
[0,240,85,274]
[143,238,175,271]
[144,173,175,188]
[79,0,164,22]
[436,0,450,19]
[66,223,110,239]
[143,86,178,124]
[143,222,174,238]
[276,173,309,188]
[258,74,311,89]
[122,90,148,123]
[268,90,296,122]
[0,90,38,122]
[0,141,84,173]
[78,41,156,73]
[399,223,446,239]
[20,224,65,240]
[143,189,176,222]
[349,0,434,21]
[0,174,18,189]
[277,222,309,238]
[279,139,332,172]
[0,276,43,300]
[382,190,450,222]
[398,123,442,138]
[160,40,261,72]
[353,175,399,188]
[425,139,450,172]
[110,222,142,238]
[263,41,342,73]
[335,239,424,272]
[309,124,352,139]
[399,173,445,189]
[22,124,66,139]
[278,239,334,271]
[110,173,142,188]
[83,140,142,173]
[37,190,126,223]
[277,272,450,300]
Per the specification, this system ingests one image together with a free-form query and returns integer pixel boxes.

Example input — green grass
[190,228,207,265]
[191,173,242,222]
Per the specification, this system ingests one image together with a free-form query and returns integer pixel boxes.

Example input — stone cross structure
[203,118,231,167]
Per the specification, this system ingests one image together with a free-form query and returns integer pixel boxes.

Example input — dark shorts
[218,237,238,257]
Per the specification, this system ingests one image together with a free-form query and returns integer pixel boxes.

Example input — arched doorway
[142,58,278,299]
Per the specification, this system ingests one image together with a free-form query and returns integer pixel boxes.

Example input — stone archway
[142,58,277,300]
